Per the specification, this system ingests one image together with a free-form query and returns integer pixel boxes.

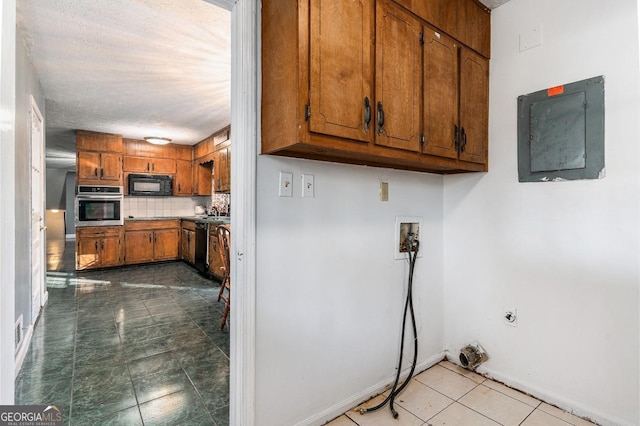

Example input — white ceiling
[17,0,231,169]
[18,0,508,170]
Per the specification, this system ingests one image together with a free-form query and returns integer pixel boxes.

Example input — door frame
[29,94,47,322]
[203,0,258,424]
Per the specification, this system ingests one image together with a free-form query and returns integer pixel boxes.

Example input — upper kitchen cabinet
[261,0,489,174]
[375,0,422,152]
[175,160,193,195]
[76,130,123,186]
[392,0,490,58]
[213,147,230,193]
[422,26,489,164]
[309,0,374,143]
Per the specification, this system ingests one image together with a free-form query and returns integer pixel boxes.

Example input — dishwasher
[194,221,209,275]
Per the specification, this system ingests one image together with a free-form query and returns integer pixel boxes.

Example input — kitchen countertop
[125,216,230,224]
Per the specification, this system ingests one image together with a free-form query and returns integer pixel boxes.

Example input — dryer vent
[459,343,488,370]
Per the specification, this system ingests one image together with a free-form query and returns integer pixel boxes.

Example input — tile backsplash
[124,196,210,218]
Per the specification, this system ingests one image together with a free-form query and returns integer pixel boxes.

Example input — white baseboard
[442,352,633,426]
[65,234,75,240]
[14,324,33,378]
[294,351,445,426]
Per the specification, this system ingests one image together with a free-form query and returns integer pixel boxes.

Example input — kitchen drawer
[76,226,123,238]
[125,219,180,231]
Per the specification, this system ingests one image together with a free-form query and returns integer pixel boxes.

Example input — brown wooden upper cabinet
[214,147,230,193]
[261,0,489,174]
[123,156,177,174]
[175,160,193,195]
[76,130,123,185]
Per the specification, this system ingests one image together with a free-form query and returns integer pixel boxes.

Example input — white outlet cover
[279,172,293,197]
[394,216,423,260]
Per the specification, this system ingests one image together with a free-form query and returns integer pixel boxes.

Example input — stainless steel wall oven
[75,185,124,227]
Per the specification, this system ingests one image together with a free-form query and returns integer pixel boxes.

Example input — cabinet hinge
[420,32,424,45]
[420,134,425,147]
[304,104,311,121]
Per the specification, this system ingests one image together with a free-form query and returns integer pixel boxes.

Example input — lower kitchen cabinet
[124,220,180,265]
[76,226,123,270]
[181,221,197,265]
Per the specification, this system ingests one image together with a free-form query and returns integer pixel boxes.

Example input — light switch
[279,172,293,197]
[302,174,314,198]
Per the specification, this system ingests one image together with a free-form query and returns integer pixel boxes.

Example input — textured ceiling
[17,0,230,169]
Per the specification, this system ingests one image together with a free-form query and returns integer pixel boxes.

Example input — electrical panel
[517,76,604,182]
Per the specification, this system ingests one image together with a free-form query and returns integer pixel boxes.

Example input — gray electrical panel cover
[517,76,604,182]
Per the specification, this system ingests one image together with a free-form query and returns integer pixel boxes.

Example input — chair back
[216,224,231,275]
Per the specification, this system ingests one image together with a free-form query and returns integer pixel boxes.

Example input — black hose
[360,239,419,419]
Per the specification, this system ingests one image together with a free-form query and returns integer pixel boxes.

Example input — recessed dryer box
[517,76,605,182]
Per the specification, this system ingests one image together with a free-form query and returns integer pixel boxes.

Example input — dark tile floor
[16,240,229,425]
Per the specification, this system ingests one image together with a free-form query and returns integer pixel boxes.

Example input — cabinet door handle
[377,102,385,135]
[94,168,98,176]
[95,241,98,250]
[154,233,157,243]
[454,125,460,152]
[100,168,104,178]
[147,162,150,171]
[149,233,152,243]
[152,163,155,171]
[178,183,181,192]
[101,241,104,250]
[460,127,467,153]
[363,97,371,132]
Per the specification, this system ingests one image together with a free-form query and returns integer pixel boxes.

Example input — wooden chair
[216,224,231,330]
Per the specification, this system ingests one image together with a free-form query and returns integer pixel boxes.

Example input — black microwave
[128,174,173,196]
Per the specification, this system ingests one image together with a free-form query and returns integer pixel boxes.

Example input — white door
[30,96,45,323]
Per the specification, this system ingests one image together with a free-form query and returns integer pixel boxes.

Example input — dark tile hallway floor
[16,250,230,426]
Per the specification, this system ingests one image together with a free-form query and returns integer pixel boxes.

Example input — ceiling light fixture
[144,137,172,145]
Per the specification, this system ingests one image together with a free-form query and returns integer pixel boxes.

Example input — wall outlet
[394,216,423,260]
[504,307,517,327]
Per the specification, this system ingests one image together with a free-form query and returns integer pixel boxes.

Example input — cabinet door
[175,160,193,195]
[456,0,490,58]
[214,148,230,193]
[77,151,100,181]
[100,153,123,183]
[151,158,176,174]
[422,28,459,159]
[309,0,374,143]
[76,237,100,270]
[181,228,196,263]
[124,156,151,172]
[100,236,121,267]
[154,229,180,261]
[125,230,154,264]
[194,162,213,195]
[459,47,488,165]
[375,0,422,152]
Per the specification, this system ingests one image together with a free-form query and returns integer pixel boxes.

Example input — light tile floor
[328,361,598,426]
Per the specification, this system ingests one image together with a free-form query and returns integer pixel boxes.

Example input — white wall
[45,168,68,210]
[443,1,640,425]
[255,156,444,425]
[0,0,16,404]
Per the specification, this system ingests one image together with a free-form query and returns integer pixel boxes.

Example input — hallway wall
[443,0,640,424]
[15,28,45,341]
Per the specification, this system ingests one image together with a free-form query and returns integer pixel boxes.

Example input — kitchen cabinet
[123,156,176,174]
[375,0,422,151]
[124,220,180,265]
[392,0,490,58]
[193,160,213,196]
[76,131,123,186]
[76,226,123,270]
[261,0,489,174]
[181,221,196,265]
[422,26,488,164]
[175,160,193,195]
[213,147,230,193]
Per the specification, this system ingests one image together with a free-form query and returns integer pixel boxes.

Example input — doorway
[29,94,46,323]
